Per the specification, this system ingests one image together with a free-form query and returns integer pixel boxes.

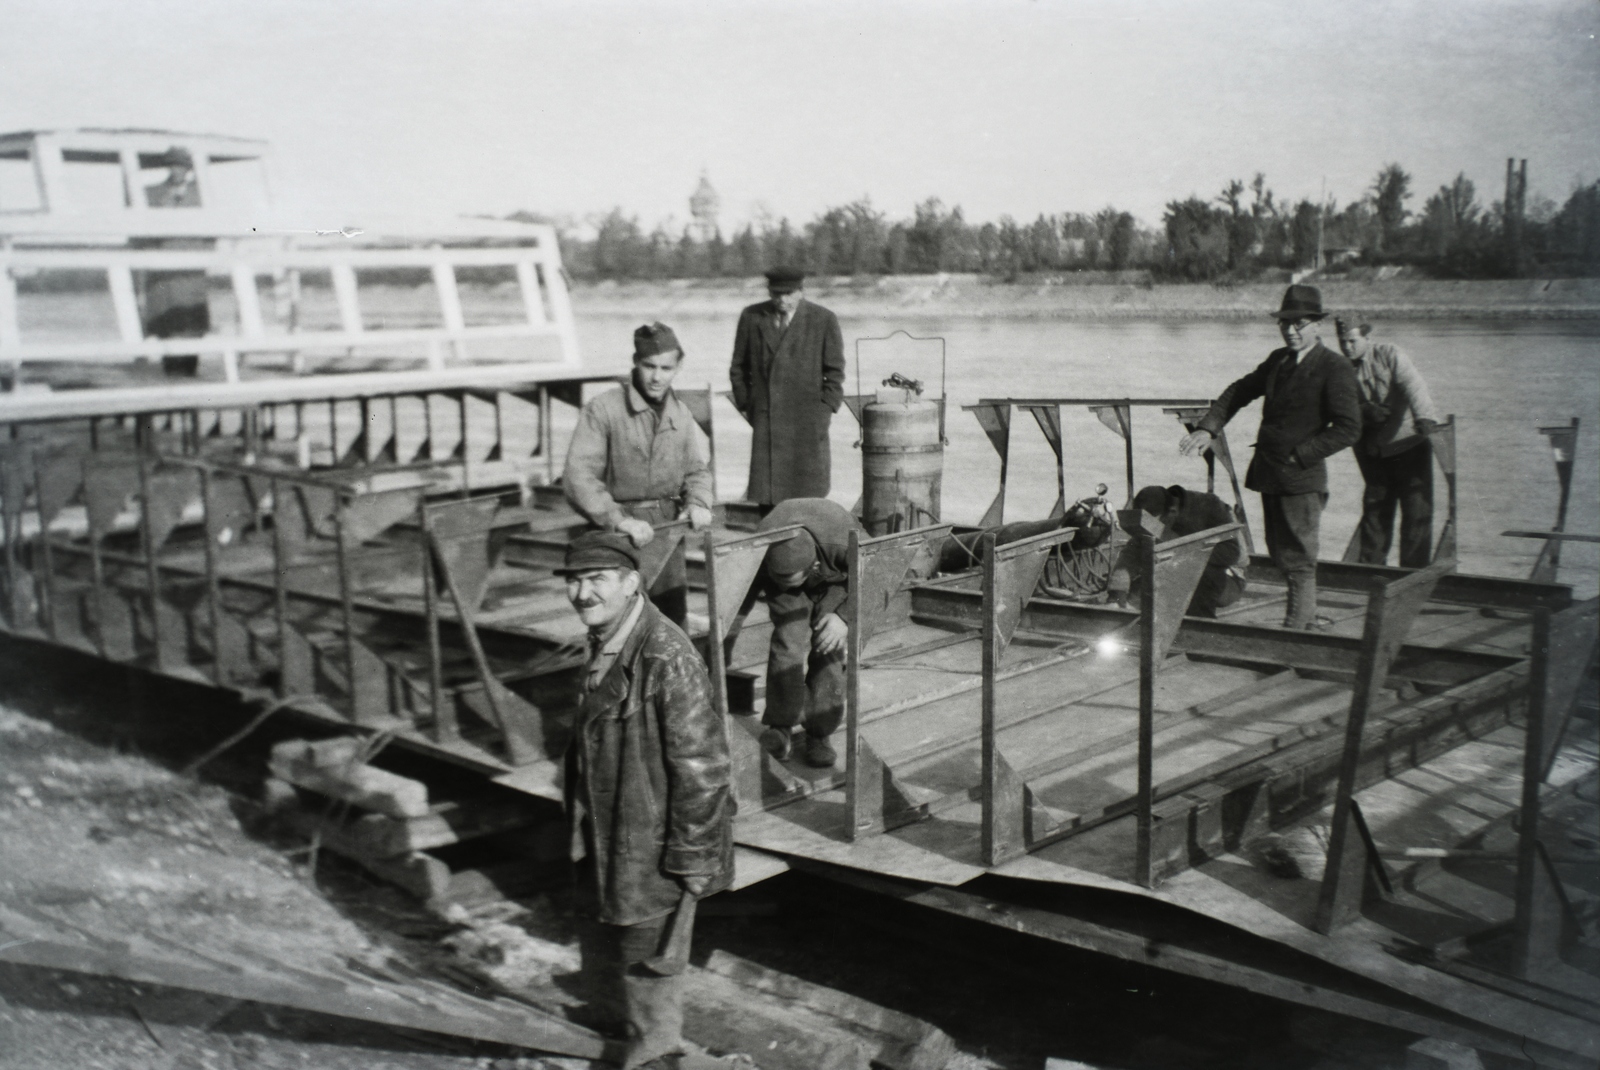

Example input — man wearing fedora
[558,531,733,1070]
[729,267,846,510]
[1334,315,1442,568]
[1180,284,1361,630]
[564,322,715,628]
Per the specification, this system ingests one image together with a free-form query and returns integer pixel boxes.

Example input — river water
[576,313,1600,596]
[13,291,1597,593]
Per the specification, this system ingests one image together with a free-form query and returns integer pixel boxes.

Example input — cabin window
[353,267,443,330]
[13,269,121,342]
[456,264,523,326]
[58,149,127,210]
[0,147,43,211]
[140,148,201,209]
[203,155,270,214]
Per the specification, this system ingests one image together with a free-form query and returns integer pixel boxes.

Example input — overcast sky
[3,0,1597,231]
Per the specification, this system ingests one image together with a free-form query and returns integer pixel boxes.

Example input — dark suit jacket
[1197,342,1361,496]
[729,297,845,504]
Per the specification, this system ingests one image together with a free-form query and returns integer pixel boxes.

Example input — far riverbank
[568,274,1600,321]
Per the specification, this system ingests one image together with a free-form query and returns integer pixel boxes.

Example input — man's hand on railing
[1179,429,1214,457]
[617,518,655,547]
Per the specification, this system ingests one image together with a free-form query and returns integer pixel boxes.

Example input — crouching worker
[564,322,715,628]
[559,531,733,1070]
[1108,485,1246,618]
[755,497,861,768]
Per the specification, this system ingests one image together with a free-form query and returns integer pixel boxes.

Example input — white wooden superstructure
[0,128,583,393]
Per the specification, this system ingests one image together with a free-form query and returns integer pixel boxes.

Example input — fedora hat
[1272,284,1326,321]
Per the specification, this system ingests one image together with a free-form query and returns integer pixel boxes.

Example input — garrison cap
[764,266,805,293]
[633,321,683,360]
[1333,313,1372,336]
[556,531,641,576]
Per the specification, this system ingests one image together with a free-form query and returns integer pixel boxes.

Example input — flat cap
[633,321,683,360]
[764,266,805,293]
[556,530,641,576]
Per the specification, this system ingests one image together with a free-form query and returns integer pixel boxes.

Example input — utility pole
[1315,176,1326,272]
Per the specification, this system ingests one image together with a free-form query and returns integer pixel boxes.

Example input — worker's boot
[802,731,837,769]
[759,726,798,762]
[1283,571,1318,630]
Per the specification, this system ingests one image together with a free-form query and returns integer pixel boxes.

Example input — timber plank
[0,905,606,1059]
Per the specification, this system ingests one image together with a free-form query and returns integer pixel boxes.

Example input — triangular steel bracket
[848,735,927,841]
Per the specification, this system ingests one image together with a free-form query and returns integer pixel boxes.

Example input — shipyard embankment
[569,274,1600,320]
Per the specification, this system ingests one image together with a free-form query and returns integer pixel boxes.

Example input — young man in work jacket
[1180,285,1361,630]
[755,496,861,768]
[564,323,715,628]
[728,267,846,509]
[1335,315,1442,568]
[1107,484,1247,618]
[560,531,733,1070]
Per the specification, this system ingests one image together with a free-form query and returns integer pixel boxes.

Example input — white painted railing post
[232,264,265,338]
[118,149,146,211]
[107,266,146,344]
[331,263,362,335]
[0,266,21,380]
[31,135,68,213]
[431,259,466,364]
[515,261,546,325]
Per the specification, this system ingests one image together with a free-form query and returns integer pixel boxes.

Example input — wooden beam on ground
[702,951,956,1070]
[0,906,607,1060]
[269,738,430,817]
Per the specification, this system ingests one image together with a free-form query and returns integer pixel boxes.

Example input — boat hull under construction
[0,379,1594,1066]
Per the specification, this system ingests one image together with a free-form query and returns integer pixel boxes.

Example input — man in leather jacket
[560,532,733,1070]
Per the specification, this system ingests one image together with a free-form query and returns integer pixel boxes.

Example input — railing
[0,436,684,787]
[964,396,1254,554]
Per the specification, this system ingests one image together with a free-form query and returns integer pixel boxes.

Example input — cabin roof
[0,128,269,162]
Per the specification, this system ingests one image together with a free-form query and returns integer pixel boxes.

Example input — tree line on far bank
[513,165,1600,284]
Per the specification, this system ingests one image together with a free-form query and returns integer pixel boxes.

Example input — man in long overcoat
[1180,285,1361,630]
[560,532,734,1070]
[729,267,846,507]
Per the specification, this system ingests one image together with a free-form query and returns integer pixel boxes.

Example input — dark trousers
[576,914,683,1069]
[620,500,688,629]
[1188,563,1246,618]
[762,587,845,737]
[1355,441,1434,569]
[1262,491,1327,628]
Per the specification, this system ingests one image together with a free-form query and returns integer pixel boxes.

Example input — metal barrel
[861,393,942,535]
